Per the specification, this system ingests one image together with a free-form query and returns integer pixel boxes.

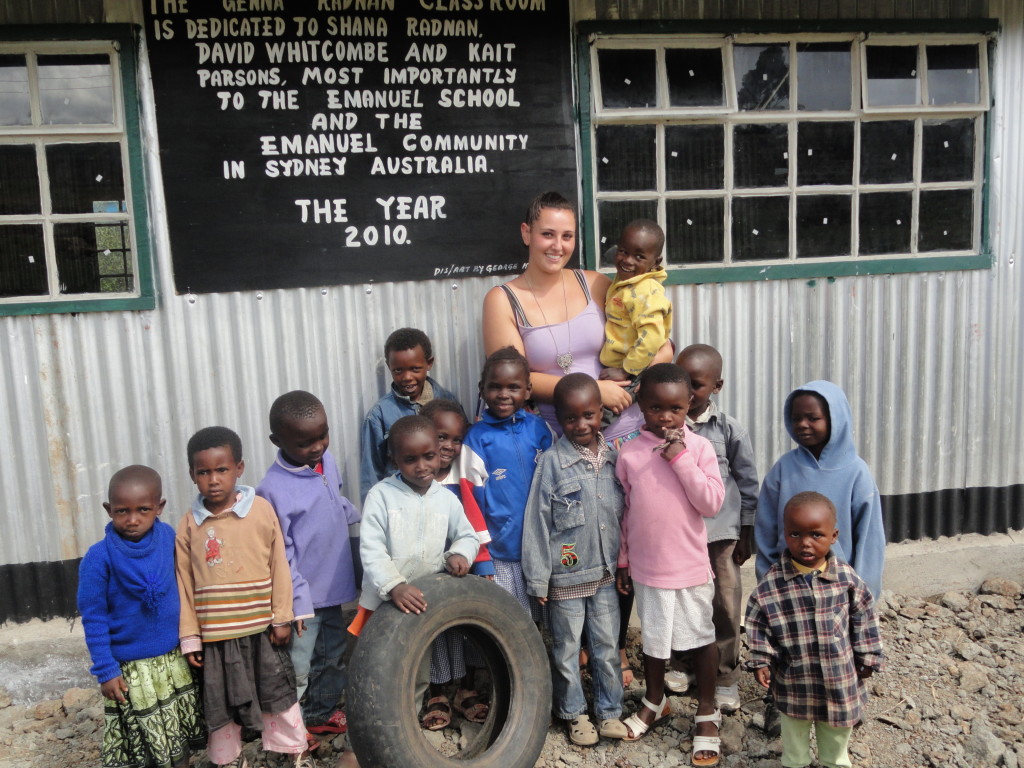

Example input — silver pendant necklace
[524,271,574,374]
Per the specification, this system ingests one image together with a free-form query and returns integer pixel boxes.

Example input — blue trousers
[289,605,347,725]
[548,582,623,721]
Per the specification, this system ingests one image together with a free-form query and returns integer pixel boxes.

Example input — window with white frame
[583,33,990,278]
[0,31,152,313]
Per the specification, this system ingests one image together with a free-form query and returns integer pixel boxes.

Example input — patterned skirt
[102,647,206,768]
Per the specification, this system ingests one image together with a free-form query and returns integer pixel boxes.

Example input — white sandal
[691,708,722,767]
[621,696,672,742]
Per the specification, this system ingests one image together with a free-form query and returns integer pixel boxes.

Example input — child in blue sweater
[359,327,461,503]
[756,380,886,602]
[256,391,361,742]
[463,346,553,617]
[78,465,205,768]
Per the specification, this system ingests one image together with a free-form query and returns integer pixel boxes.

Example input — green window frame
[577,20,997,283]
[0,25,154,316]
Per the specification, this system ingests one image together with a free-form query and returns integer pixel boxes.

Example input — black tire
[348,572,552,768]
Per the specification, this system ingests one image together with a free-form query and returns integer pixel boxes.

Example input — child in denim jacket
[522,374,627,746]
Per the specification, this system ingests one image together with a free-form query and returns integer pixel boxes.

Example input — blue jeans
[289,605,347,725]
[548,582,622,721]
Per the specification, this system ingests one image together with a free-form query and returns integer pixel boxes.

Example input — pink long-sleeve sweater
[616,427,725,589]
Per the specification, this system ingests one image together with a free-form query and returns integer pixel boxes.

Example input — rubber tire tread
[347,572,552,768]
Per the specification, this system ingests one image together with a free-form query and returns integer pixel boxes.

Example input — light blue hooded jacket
[755,381,886,601]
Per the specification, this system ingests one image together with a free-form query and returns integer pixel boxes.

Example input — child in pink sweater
[615,363,725,766]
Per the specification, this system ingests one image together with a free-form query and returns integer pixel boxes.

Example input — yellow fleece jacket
[600,268,672,376]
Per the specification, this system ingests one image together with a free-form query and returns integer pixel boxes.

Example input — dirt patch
[1,580,1022,768]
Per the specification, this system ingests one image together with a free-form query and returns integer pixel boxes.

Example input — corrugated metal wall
[0,1,1021,618]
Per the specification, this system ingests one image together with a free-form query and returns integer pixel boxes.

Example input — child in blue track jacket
[462,346,553,617]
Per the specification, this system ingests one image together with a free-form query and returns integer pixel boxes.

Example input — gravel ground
[1,578,1021,768]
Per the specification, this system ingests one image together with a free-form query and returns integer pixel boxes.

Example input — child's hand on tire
[390,583,428,614]
[445,554,470,576]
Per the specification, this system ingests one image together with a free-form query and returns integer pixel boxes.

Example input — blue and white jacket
[461,407,554,562]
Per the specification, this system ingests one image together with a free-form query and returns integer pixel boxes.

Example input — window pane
[0,55,31,126]
[734,123,788,188]
[918,189,973,252]
[796,43,852,111]
[38,54,114,125]
[796,195,851,258]
[666,198,724,264]
[597,199,657,266]
[0,225,47,297]
[927,45,980,105]
[56,222,134,294]
[735,44,790,111]
[595,125,656,192]
[866,46,920,106]
[859,191,912,255]
[922,118,975,183]
[797,122,854,186]
[96,223,134,292]
[860,121,914,184]
[666,125,724,191]
[732,196,789,260]
[54,223,101,294]
[598,49,657,109]
[0,145,41,215]
[45,142,125,214]
[666,48,724,107]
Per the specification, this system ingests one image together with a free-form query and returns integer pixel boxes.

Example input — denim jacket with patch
[522,435,624,598]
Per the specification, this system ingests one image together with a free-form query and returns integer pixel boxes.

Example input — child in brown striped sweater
[175,426,315,768]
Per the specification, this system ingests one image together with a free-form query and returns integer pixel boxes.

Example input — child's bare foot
[619,648,634,687]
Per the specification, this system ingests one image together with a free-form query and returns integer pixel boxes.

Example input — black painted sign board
[143,0,576,293]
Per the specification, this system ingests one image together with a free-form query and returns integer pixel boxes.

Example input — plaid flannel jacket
[745,555,884,727]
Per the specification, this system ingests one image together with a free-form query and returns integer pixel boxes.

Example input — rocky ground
[1,578,1021,768]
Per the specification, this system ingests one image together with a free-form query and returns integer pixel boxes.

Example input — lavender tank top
[500,270,644,440]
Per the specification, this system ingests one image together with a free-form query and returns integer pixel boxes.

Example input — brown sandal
[454,688,489,723]
[421,696,451,731]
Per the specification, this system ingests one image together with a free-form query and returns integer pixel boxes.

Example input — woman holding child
[481,191,673,687]
[482,192,669,444]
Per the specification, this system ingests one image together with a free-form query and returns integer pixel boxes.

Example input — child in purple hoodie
[257,391,361,741]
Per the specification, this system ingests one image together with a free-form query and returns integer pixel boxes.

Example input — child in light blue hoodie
[755,380,885,602]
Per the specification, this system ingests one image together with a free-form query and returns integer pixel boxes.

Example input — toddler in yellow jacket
[600,219,672,385]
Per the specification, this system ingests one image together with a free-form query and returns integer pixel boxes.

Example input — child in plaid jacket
[745,491,883,768]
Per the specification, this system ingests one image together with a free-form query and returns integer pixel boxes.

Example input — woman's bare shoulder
[582,269,611,296]
[482,281,523,355]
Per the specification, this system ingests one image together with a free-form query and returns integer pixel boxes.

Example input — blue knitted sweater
[77,519,180,683]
